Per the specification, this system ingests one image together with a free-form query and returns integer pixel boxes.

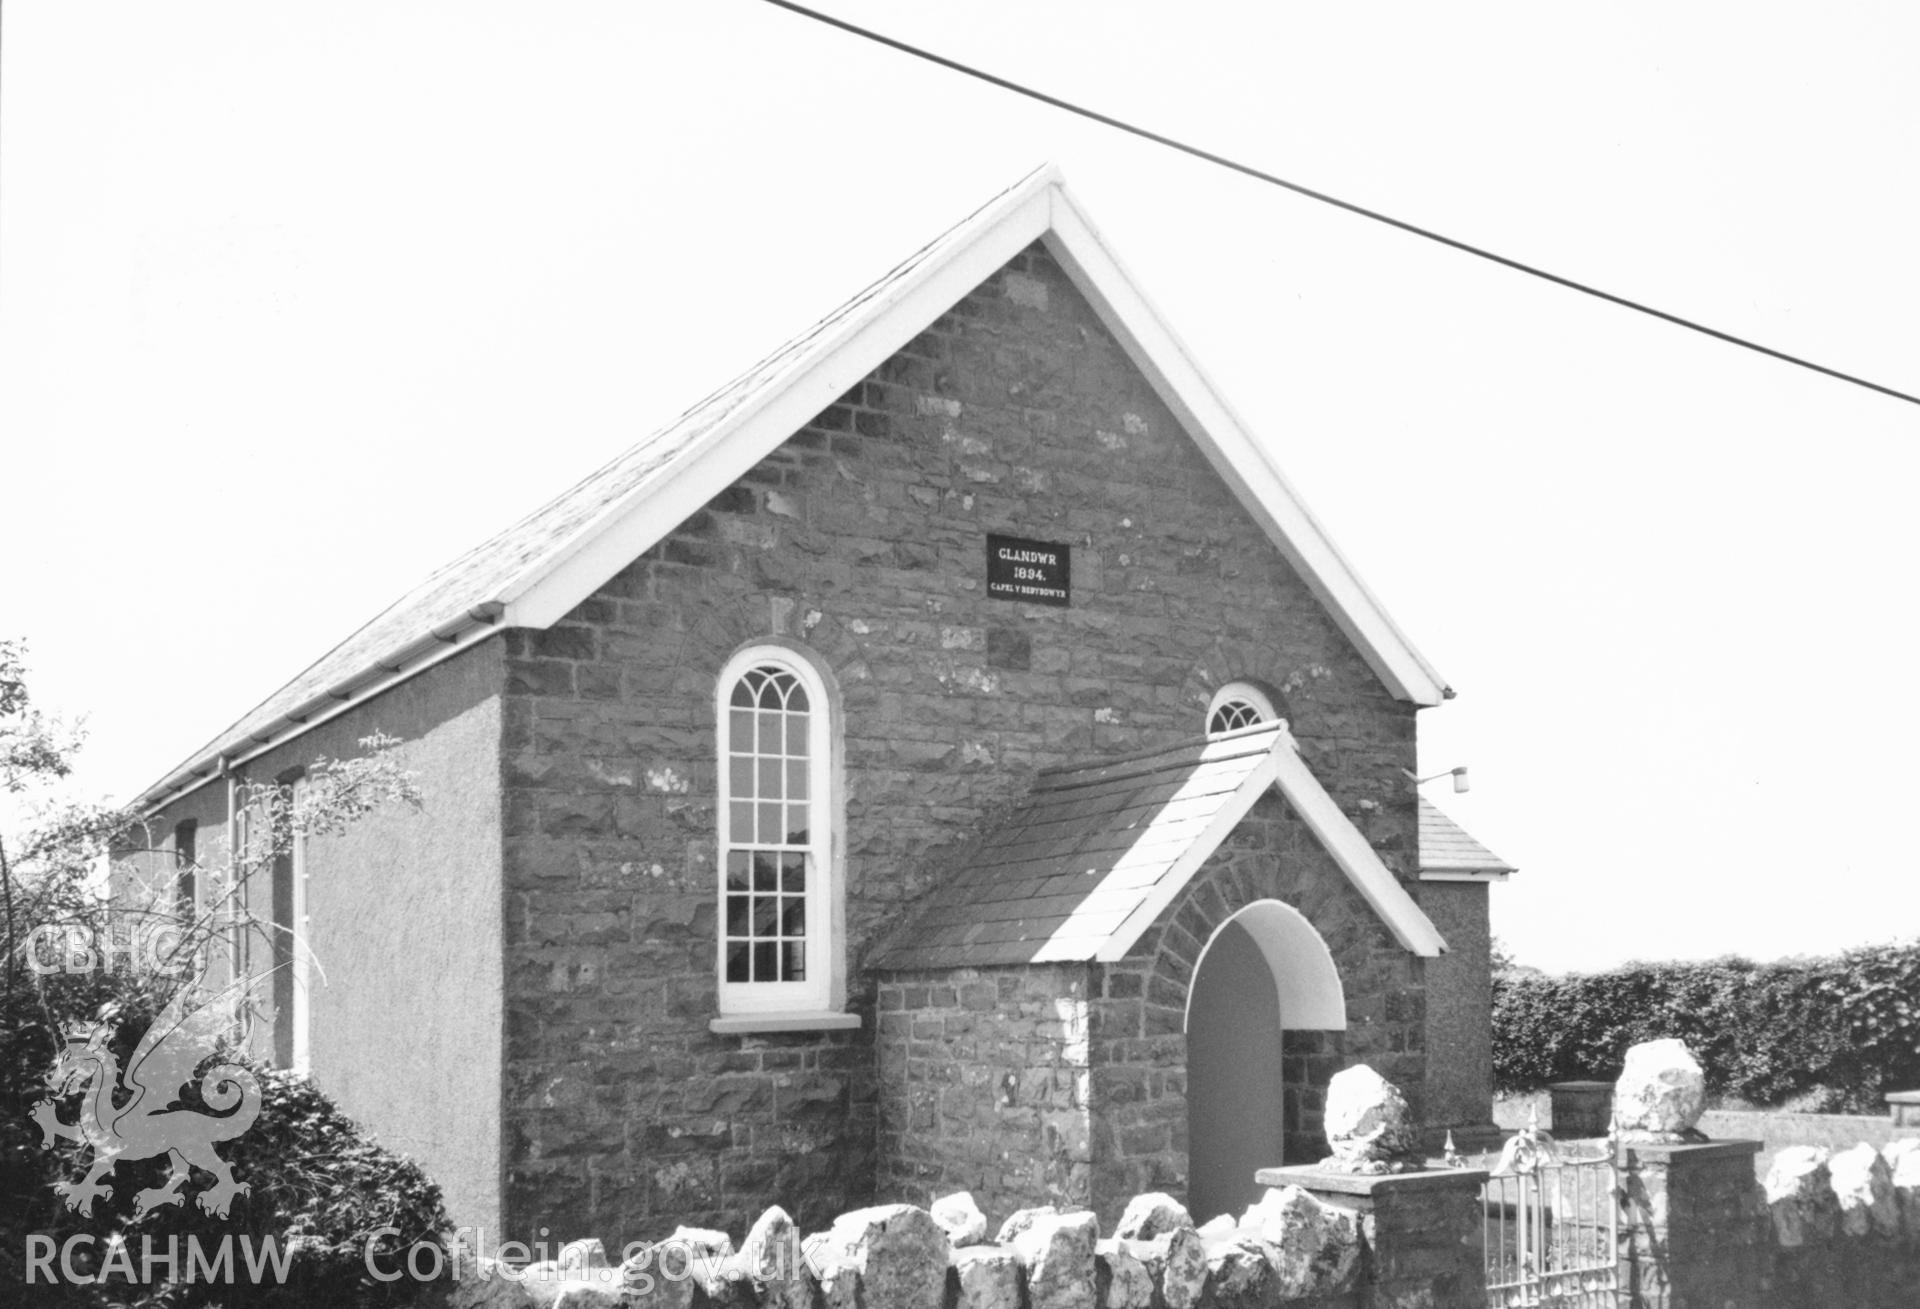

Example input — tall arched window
[1207,681,1280,736]
[716,647,835,1016]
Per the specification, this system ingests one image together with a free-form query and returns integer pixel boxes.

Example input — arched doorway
[1184,900,1345,1222]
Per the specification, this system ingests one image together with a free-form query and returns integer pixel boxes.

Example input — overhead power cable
[761,0,1920,410]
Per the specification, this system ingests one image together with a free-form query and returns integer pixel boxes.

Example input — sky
[4,1,1918,973]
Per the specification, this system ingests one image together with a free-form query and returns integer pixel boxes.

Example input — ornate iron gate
[1480,1114,1620,1308]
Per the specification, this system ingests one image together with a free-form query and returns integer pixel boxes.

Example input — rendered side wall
[1417,881,1496,1139]
[497,241,1422,1245]
[143,639,508,1234]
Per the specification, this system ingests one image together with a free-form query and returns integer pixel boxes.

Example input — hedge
[1492,940,1920,1112]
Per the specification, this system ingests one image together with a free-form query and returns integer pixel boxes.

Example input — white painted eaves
[1091,728,1448,961]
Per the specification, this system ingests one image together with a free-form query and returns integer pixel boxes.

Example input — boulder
[549,1281,626,1309]
[664,1226,734,1265]
[1194,1213,1239,1240]
[690,1206,810,1309]
[812,1204,947,1309]
[506,1236,625,1305]
[1238,1185,1361,1297]
[1009,1210,1098,1309]
[1828,1142,1899,1238]
[446,1256,537,1309]
[737,1205,797,1277]
[1199,1233,1275,1308]
[1322,1064,1420,1172]
[1765,1146,1839,1247]
[654,1226,735,1301]
[1613,1039,1706,1140]
[1115,1228,1206,1309]
[1112,1191,1194,1240]
[516,1262,564,1307]
[994,1204,1058,1245]
[951,1244,1021,1309]
[693,1273,757,1309]
[932,1191,989,1246]
[556,1239,608,1274]
[1093,1238,1153,1309]
[1883,1138,1920,1237]
[616,1246,695,1309]
[516,1260,625,1309]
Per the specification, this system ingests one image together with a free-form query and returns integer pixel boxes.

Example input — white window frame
[715,646,835,1017]
[1206,681,1280,736]
[289,777,311,1075]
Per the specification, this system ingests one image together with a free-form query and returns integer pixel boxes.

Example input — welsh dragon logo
[31,968,262,1219]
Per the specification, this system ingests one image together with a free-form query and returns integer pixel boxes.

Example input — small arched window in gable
[717,647,835,1016]
[1206,682,1280,737]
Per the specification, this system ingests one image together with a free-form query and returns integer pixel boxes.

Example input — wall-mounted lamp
[1404,766,1470,793]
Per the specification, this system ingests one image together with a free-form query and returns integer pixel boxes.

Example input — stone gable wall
[1100,797,1426,1205]
[497,240,1421,1245]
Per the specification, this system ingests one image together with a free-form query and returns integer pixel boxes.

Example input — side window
[716,648,835,1015]
[174,819,198,918]
[270,775,311,1074]
[1207,681,1280,736]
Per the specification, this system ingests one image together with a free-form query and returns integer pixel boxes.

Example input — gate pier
[1258,1164,1490,1308]
[1618,1138,1766,1309]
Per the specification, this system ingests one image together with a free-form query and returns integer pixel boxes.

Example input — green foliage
[2,640,443,1305]
[1492,942,1920,1111]
[12,1060,450,1307]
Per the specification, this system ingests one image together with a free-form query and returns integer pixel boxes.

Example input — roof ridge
[136,166,1063,810]
[136,160,1451,815]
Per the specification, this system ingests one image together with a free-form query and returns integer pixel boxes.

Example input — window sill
[708,1011,862,1035]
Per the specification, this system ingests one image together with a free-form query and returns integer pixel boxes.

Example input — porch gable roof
[868,721,1446,970]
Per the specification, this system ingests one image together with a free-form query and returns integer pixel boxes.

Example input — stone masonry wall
[1095,799,1426,1217]
[457,1131,1920,1309]
[497,240,1420,1245]
[1625,1136,1920,1309]
[873,964,1094,1222]
[1283,1030,1350,1169]
[871,799,1427,1235]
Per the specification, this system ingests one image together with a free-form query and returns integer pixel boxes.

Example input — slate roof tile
[141,168,1056,804]
[868,724,1286,969]
[1417,796,1516,875]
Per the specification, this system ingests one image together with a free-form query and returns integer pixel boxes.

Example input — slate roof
[140,164,1452,809]
[141,168,1059,807]
[1417,797,1516,876]
[869,723,1290,970]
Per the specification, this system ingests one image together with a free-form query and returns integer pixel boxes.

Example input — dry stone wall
[445,1188,1372,1309]
[1757,1138,1920,1308]
[444,1051,1920,1309]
